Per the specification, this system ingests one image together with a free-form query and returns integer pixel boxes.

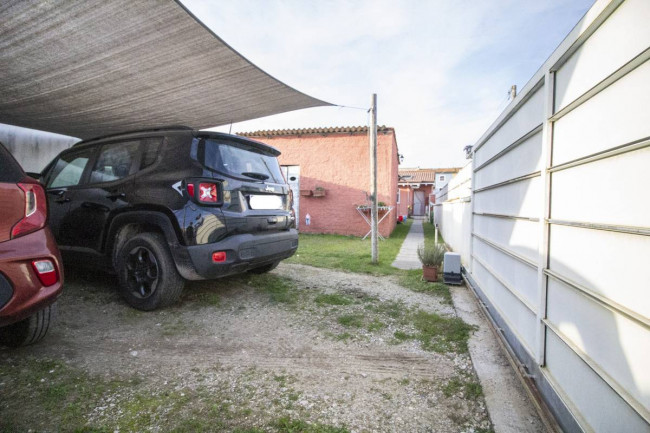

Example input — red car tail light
[185,179,222,206]
[11,182,47,239]
[31,259,58,287]
[198,183,218,203]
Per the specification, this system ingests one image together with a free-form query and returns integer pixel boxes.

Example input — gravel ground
[0,263,492,432]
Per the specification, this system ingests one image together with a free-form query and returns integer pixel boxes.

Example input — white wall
[463,1,650,431]
[434,162,472,267]
[0,123,77,172]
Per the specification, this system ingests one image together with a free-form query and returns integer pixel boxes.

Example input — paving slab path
[392,217,425,270]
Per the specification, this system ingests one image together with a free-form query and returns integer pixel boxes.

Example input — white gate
[466,1,650,431]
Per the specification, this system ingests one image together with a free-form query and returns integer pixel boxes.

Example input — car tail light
[11,182,47,239]
[31,259,58,287]
[185,179,221,205]
[198,183,218,203]
[212,251,226,263]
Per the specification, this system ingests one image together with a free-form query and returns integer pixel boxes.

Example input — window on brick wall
[397,189,400,204]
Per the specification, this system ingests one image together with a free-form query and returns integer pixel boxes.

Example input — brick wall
[248,130,398,237]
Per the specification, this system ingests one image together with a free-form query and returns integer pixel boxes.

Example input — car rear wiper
[241,171,269,180]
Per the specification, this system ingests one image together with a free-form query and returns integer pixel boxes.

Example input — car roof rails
[74,126,194,146]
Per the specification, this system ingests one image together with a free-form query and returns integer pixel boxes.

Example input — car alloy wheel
[125,246,159,298]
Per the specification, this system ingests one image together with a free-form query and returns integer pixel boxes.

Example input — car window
[194,138,284,183]
[89,140,140,184]
[47,149,94,188]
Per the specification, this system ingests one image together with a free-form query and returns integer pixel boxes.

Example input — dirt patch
[0,263,492,432]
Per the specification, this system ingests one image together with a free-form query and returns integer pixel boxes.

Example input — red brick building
[241,126,400,238]
[398,167,460,217]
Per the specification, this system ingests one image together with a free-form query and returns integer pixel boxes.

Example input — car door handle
[55,197,71,203]
[106,192,126,200]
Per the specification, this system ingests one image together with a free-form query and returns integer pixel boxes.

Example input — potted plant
[417,243,445,282]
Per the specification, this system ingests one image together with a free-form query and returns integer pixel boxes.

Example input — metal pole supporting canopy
[0,0,331,139]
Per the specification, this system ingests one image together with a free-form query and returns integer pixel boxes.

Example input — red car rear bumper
[0,227,63,327]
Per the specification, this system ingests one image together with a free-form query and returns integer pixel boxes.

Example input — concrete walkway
[451,285,546,433]
[391,217,424,270]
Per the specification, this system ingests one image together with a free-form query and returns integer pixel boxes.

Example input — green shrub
[416,242,445,267]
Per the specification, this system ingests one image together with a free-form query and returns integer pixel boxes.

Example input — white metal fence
[463,1,650,431]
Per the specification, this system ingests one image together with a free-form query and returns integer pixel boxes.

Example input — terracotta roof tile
[398,167,461,183]
[238,125,394,137]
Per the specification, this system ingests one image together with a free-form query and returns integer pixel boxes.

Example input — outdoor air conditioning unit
[443,252,462,285]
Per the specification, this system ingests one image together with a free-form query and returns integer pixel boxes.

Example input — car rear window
[192,138,284,183]
[0,142,25,182]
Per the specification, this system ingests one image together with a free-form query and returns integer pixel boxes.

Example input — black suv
[40,127,297,310]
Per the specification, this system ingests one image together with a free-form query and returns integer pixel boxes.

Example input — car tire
[115,232,184,311]
[248,261,280,274]
[0,302,57,348]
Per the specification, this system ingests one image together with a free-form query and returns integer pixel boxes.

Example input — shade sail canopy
[0,0,331,139]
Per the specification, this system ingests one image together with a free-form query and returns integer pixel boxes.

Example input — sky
[181,0,595,169]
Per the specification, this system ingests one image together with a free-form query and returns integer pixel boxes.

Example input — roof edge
[238,125,395,137]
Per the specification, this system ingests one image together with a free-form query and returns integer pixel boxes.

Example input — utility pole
[370,94,378,263]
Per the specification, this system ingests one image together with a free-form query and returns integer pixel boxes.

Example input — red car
[0,142,63,347]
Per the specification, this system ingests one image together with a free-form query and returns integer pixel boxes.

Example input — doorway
[414,190,425,216]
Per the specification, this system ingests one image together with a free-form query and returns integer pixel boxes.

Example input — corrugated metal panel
[466,1,650,430]
[554,0,650,111]
[474,130,542,189]
[548,225,650,318]
[553,60,650,165]
[473,177,541,217]
[473,215,538,263]
[544,330,649,433]
[473,87,545,167]
[552,147,650,228]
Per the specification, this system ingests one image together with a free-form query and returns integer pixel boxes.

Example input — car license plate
[249,194,283,210]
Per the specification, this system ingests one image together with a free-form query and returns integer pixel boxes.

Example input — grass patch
[422,219,444,247]
[335,332,353,341]
[161,318,194,336]
[399,270,452,304]
[186,290,221,306]
[464,381,484,400]
[412,310,476,353]
[393,330,415,342]
[0,357,350,432]
[246,274,299,304]
[270,416,349,433]
[314,293,354,306]
[286,219,453,304]
[366,319,386,332]
[337,314,365,328]
[443,376,484,400]
[286,220,413,275]
[322,296,474,355]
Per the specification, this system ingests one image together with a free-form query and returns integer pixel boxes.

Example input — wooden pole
[370,94,378,263]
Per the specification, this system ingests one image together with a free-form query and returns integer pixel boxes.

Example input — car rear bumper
[173,229,298,280]
[0,227,64,327]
